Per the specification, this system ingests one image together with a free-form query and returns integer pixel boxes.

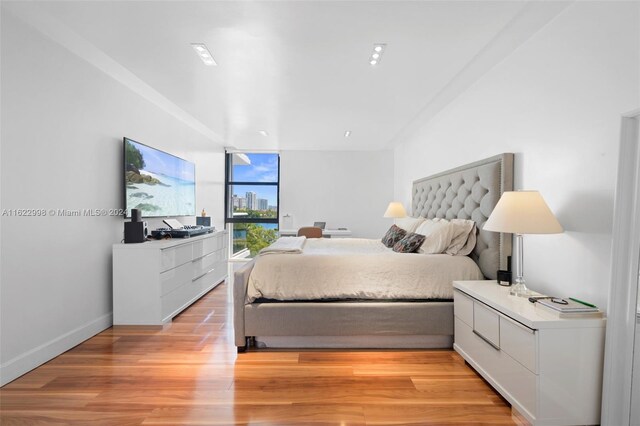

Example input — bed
[233,153,514,351]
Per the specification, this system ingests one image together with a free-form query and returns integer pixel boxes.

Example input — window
[225,152,280,257]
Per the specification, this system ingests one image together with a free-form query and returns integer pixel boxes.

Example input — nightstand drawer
[454,290,474,327]
[455,317,537,418]
[473,301,500,348]
[500,316,537,373]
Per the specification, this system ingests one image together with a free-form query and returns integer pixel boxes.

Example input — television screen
[124,138,195,218]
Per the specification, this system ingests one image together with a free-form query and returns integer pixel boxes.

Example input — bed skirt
[234,261,455,350]
[254,335,453,349]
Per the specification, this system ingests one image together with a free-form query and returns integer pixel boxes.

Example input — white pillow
[394,216,425,233]
[456,226,477,256]
[415,219,454,254]
[445,219,477,255]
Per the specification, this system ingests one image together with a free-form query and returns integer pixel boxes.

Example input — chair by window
[297,227,323,238]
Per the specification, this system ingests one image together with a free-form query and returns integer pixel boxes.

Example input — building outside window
[225,152,279,257]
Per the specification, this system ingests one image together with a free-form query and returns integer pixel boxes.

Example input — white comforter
[246,238,484,303]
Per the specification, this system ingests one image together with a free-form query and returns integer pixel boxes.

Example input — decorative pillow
[445,219,477,255]
[415,219,454,254]
[394,216,425,233]
[393,232,426,253]
[381,224,407,248]
[456,223,478,256]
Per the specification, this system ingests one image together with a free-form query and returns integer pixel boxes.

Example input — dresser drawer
[192,264,226,292]
[192,249,225,279]
[161,281,196,321]
[195,261,226,286]
[500,316,537,373]
[454,289,474,327]
[160,244,192,272]
[192,235,225,259]
[473,301,500,348]
[160,262,192,296]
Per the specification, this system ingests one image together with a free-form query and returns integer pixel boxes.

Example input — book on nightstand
[536,298,603,318]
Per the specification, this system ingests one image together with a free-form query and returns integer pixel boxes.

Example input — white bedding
[259,236,306,255]
[246,238,484,303]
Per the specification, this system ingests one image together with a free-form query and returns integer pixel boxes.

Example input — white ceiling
[15,1,558,151]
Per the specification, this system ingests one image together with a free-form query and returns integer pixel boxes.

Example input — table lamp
[483,191,563,297]
[383,202,407,218]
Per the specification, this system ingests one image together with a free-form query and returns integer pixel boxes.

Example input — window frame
[224,152,280,225]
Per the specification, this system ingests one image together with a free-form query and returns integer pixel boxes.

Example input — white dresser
[453,280,605,426]
[113,231,228,326]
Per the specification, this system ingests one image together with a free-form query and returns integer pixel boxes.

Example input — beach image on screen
[124,139,195,217]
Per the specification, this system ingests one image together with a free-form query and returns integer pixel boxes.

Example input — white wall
[0,12,224,385]
[393,2,639,309]
[280,150,393,238]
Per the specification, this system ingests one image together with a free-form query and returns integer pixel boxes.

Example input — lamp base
[509,282,531,297]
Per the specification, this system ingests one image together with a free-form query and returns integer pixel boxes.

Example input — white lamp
[383,202,407,218]
[483,191,563,297]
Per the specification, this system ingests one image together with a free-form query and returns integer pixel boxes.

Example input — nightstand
[453,280,605,426]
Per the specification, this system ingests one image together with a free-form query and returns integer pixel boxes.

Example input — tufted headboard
[412,154,514,279]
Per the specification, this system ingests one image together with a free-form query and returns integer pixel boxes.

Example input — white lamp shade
[383,202,407,218]
[484,191,563,234]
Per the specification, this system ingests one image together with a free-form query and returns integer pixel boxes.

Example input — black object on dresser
[124,221,148,243]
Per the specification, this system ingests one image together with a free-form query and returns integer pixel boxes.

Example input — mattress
[246,238,484,303]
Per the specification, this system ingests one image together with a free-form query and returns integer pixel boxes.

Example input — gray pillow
[393,233,426,253]
[382,225,407,248]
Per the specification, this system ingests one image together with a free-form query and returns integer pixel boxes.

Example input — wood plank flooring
[0,281,515,425]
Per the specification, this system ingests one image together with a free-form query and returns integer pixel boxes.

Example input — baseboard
[0,312,112,386]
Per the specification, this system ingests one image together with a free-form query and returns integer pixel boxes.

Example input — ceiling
[11,1,555,151]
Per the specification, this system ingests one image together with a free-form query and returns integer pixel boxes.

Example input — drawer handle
[192,268,216,282]
[473,329,500,351]
[501,314,535,334]
[192,251,217,262]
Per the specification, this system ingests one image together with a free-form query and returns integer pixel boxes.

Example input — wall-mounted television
[123,137,195,218]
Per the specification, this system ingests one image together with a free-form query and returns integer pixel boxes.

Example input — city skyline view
[229,153,280,255]
[231,153,279,206]
[232,191,277,212]
[230,186,278,210]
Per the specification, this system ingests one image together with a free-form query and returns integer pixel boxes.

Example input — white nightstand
[453,280,605,426]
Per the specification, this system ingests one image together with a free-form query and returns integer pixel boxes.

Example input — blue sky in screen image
[232,153,278,182]
[134,141,195,182]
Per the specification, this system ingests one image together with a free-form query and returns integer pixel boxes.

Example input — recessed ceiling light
[258,130,269,136]
[191,43,217,66]
[344,130,352,138]
[369,43,386,66]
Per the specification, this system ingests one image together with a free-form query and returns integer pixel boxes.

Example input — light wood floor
[0,281,516,425]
